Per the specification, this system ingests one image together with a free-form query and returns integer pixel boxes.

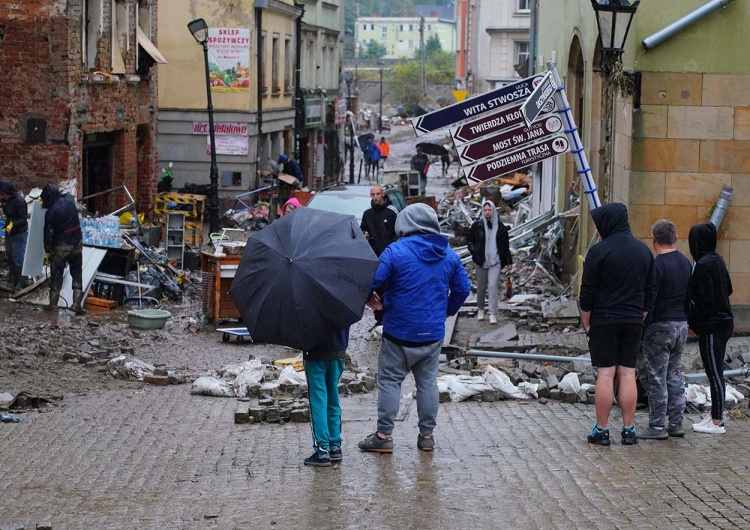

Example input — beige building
[157,0,301,195]
[537,0,750,326]
[355,15,456,60]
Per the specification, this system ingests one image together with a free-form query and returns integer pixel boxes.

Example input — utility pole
[419,15,426,95]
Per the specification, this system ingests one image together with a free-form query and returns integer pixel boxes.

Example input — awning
[136,26,167,64]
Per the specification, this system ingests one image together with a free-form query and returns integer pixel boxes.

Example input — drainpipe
[642,0,735,50]
[684,368,750,382]
[464,349,591,365]
[709,185,732,229]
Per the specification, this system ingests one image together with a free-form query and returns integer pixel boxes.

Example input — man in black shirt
[410,147,430,195]
[637,219,692,440]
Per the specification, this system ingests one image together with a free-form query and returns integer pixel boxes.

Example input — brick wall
[629,72,750,308]
[0,0,158,213]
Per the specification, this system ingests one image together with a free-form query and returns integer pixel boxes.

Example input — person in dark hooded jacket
[40,183,84,314]
[0,179,29,290]
[579,203,653,446]
[686,222,733,434]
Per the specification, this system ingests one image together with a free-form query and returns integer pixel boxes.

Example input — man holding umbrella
[358,203,471,453]
[410,146,430,195]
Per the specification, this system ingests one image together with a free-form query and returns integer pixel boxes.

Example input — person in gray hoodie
[579,203,653,446]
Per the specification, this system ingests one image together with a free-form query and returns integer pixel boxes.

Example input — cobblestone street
[3,316,750,529]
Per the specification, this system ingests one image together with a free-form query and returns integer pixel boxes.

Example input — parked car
[305,184,406,223]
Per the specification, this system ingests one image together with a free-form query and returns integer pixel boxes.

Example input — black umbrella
[358,132,375,151]
[229,208,380,351]
[416,141,449,156]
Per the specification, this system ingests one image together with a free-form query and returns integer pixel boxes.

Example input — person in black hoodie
[40,183,84,314]
[686,222,733,434]
[467,199,512,324]
[360,184,398,327]
[0,180,29,291]
[579,203,653,446]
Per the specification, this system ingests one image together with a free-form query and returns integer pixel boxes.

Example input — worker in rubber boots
[40,183,85,314]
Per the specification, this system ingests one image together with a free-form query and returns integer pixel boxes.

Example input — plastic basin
[127,309,172,330]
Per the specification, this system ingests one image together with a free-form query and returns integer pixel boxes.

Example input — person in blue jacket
[0,180,29,291]
[358,203,471,454]
[278,154,304,184]
[303,328,350,467]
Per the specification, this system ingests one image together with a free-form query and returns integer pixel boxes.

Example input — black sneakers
[587,423,611,446]
[330,446,343,462]
[621,424,638,445]
[417,433,435,452]
[304,452,331,467]
[358,433,394,453]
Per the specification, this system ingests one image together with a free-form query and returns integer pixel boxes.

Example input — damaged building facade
[0,0,162,214]
[536,0,750,329]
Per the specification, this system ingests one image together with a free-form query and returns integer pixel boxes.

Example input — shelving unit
[166,212,186,268]
[398,171,421,197]
[153,192,206,247]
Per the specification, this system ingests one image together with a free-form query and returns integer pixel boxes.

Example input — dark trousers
[49,243,83,292]
[699,325,733,421]
[6,232,28,289]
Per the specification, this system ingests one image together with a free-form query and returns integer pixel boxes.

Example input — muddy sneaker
[417,433,435,452]
[304,452,331,467]
[621,424,638,445]
[693,421,726,434]
[666,423,685,437]
[477,310,485,321]
[636,426,668,440]
[587,423,610,446]
[358,433,394,453]
[330,446,343,461]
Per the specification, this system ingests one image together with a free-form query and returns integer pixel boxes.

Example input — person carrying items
[278,154,304,184]
[686,221,734,434]
[360,184,398,328]
[636,219,692,440]
[467,200,512,325]
[0,179,29,292]
[358,204,470,454]
[303,327,350,467]
[410,146,430,195]
[580,203,653,446]
[376,137,390,168]
[41,183,85,314]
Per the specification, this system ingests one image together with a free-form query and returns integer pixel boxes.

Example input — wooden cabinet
[201,252,242,322]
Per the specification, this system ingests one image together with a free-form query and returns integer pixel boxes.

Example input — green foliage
[425,34,442,56]
[362,40,387,60]
[388,61,422,113]
[425,50,454,83]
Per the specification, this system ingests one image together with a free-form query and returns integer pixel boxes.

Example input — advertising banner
[207,28,251,92]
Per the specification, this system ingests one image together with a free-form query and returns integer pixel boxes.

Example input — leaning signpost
[409,63,601,209]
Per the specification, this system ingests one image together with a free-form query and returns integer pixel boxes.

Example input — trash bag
[219,359,264,379]
[191,376,234,397]
[437,374,493,402]
[277,365,307,386]
[685,384,709,407]
[483,366,537,400]
[558,373,581,393]
[107,355,155,381]
[125,269,162,300]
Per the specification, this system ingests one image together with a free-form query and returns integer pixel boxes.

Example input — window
[112,0,128,74]
[272,34,280,94]
[514,41,529,70]
[381,27,387,40]
[284,37,293,93]
[362,24,367,31]
[399,24,404,31]
[261,31,267,93]
[517,0,530,11]
[408,24,413,31]
[427,24,431,31]
[408,40,413,49]
[83,0,103,70]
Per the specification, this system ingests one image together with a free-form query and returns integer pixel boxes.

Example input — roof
[414,5,455,21]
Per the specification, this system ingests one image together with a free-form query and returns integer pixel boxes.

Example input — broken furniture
[165,212,186,268]
[201,251,242,322]
[153,192,206,247]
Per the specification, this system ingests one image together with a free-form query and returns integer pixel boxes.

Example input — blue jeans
[305,359,345,455]
[377,336,441,436]
[6,232,28,289]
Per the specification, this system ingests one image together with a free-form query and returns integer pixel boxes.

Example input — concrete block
[265,406,280,423]
[561,390,578,404]
[439,391,451,403]
[521,362,540,378]
[279,407,292,421]
[338,383,348,395]
[235,402,250,424]
[258,397,274,407]
[577,389,589,403]
[549,388,562,401]
[363,375,376,391]
[546,375,559,388]
[292,385,308,399]
[143,375,169,386]
[481,388,501,402]
[510,371,528,386]
[248,407,266,423]
[290,407,310,423]
[537,381,550,399]
[36,523,52,530]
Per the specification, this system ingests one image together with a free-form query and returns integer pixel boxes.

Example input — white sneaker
[477,310,485,321]
[692,420,726,434]
[489,314,497,324]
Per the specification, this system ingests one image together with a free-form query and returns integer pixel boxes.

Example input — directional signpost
[410,74,543,136]
[456,115,564,165]
[462,135,570,184]
[521,71,557,127]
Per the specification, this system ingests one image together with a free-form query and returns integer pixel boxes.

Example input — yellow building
[157,0,301,195]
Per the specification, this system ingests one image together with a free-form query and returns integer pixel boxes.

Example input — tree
[388,61,422,114]
[362,40,387,60]
[425,34,442,56]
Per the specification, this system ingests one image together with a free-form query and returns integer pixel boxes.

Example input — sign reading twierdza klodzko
[521,71,557,127]
[462,135,570,183]
[456,115,564,165]
[410,74,544,136]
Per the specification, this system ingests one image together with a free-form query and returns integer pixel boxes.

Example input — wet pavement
[2,306,750,529]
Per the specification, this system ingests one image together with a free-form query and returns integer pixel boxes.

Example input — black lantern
[187,18,220,235]
[591,0,639,70]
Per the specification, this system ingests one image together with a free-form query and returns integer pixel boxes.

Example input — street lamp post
[187,18,220,236]
[344,73,355,184]
[378,67,383,133]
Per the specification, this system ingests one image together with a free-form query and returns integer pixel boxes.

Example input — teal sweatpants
[305,359,345,455]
